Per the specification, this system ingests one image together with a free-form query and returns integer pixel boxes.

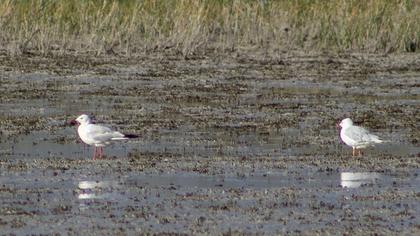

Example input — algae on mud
[0,53,419,234]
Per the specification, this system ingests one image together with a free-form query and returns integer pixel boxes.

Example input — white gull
[338,118,383,156]
[70,114,138,159]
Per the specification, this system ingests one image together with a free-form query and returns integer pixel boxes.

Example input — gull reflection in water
[77,180,119,200]
[340,172,381,188]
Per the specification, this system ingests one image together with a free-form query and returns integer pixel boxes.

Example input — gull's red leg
[93,147,97,160]
[101,147,104,159]
[96,147,102,159]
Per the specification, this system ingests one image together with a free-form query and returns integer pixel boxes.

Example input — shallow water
[0,54,419,234]
[1,166,419,234]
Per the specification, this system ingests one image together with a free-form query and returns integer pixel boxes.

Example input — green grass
[0,0,419,56]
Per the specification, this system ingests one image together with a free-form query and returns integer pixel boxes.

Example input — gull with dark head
[338,118,383,156]
[70,114,138,159]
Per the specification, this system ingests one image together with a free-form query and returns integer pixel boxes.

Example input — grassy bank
[0,0,419,56]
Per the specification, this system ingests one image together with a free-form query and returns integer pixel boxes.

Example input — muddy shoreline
[0,52,419,234]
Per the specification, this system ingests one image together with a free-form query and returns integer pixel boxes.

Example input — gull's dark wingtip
[124,134,139,139]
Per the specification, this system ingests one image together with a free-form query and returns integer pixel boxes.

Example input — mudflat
[0,53,419,235]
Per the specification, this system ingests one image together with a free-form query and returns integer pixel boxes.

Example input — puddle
[0,130,136,159]
[126,171,337,189]
[2,128,417,161]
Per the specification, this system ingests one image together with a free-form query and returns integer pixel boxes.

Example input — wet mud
[0,53,419,234]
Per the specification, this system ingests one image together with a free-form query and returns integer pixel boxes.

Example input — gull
[338,118,384,156]
[70,114,138,159]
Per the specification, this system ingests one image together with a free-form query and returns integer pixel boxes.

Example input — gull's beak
[68,119,79,126]
[336,122,341,129]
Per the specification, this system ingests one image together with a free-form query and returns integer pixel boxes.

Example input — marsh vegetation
[1,0,419,56]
